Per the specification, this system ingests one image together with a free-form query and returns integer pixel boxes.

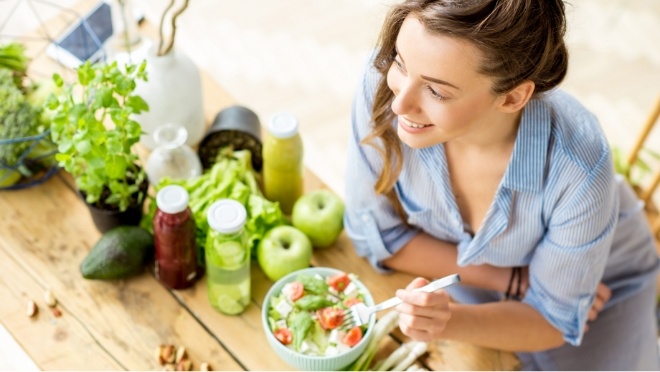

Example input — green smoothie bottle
[205,199,250,315]
[262,112,304,215]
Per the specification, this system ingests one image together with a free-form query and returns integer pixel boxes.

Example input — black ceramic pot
[197,105,263,171]
[81,176,149,233]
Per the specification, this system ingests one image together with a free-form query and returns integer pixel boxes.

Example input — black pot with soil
[198,105,263,171]
[80,175,150,233]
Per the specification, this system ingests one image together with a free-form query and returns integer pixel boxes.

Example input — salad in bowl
[262,267,376,370]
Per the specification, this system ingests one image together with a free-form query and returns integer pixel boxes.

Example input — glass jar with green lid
[205,199,250,315]
[262,112,303,215]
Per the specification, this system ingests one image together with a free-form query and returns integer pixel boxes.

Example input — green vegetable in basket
[0,42,29,88]
[0,69,41,181]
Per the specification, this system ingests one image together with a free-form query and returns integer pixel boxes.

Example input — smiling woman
[344,0,660,370]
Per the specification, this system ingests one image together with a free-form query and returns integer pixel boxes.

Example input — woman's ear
[498,81,535,113]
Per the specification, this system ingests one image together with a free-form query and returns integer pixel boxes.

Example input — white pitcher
[134,47,205,150]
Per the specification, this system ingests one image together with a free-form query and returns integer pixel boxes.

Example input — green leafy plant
[612,145,660,187]
[47,60,149,211]
[0,42,29,88]
[0,69,41,178]
[0,42,59,188]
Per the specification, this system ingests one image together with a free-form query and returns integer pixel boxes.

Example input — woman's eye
[393,59,405,72]
[425,85,446,100]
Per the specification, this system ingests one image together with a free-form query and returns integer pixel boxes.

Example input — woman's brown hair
[364,0,569,221]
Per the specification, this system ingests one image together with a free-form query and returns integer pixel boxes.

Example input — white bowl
[261,267,376,371]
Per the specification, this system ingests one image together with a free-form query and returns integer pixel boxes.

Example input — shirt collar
[501,97,552,193]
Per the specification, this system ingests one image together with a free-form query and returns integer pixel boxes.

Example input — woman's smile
[398,115,434,133]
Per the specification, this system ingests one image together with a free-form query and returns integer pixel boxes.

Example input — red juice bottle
[153,185,200,289]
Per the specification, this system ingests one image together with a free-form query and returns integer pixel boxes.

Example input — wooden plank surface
[0,239,122,370]
[0,175,242,371]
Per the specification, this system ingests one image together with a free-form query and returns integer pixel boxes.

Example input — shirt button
[362,214,370,222]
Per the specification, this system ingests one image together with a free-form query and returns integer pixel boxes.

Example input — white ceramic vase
[134,47,205,150]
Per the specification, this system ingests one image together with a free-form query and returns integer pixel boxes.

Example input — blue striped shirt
[344,64,660,346]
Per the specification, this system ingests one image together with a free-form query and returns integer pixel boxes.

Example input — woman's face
[387,14,503,149]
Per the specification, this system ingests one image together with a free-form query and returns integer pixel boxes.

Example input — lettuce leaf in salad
[268,296,285,322]
[267,317,277,333]
[310,321,329,354]
[290,311,313,352]
[297,274,329,295]
[294,294,333,311]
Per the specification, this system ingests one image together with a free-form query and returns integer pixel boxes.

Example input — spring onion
[375,341,423,371]
[404,365,428,371]
[390,342,428,371]
[348,310,400,371]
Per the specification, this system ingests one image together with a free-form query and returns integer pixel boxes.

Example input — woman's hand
[395,277,452,342]
[588,282,612,320]
[584,282,612,332]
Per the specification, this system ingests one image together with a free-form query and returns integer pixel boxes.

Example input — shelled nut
[26,301,38,317]
[162,344,175,364]
[176,358,192,371]
[163,363,175,371]
[51,308,62,317]
[200,362,211,371]
[44,290,57,307]
[156,345,166,365]
[175,346,186,364]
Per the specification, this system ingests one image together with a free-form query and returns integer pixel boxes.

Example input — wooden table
[0,3,520,370]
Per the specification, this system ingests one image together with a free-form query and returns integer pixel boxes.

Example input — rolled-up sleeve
[524,150,618,346]
[343,61,419,273]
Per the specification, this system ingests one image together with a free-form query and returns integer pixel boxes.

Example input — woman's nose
[390,82,419,116]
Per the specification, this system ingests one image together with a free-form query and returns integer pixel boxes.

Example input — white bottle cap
[207,199,247,234]
[267,112,299,139]
[156,185,189,214]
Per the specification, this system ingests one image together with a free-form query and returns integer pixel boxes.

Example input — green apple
[291,189,345,248]
[257,225,313,281]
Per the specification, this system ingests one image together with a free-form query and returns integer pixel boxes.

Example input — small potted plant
[46,60,150,232]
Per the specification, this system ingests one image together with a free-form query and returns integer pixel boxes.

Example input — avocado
[80,226,154,280]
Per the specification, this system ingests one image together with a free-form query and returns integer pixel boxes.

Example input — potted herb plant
[47,60,149,232]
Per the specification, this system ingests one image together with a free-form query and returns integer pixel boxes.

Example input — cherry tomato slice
[316,307,344,330]
[343,297,363,308]
[274,328,293,345]
[343,326,363,347]
[327,272,351,292]
[289,281,304,301]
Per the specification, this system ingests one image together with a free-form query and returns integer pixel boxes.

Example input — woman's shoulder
[540,89,611,174]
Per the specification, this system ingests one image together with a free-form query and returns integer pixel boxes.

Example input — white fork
[341,274,461,329]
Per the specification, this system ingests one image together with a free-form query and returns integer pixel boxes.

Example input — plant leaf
[77,62,95,86]
[105,154,128,179]
[126,95,149,114]
[52,73,63,88]
[74,139,91,155]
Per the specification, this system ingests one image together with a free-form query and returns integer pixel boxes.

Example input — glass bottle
[108,0,151,66]
[146,123,202,185]
[153,185,200,290]
[262,113,304,215]
[205,199,250,315]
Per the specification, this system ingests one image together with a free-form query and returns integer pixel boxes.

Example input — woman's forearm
[443,301,565,352]
[382,232,511,292]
